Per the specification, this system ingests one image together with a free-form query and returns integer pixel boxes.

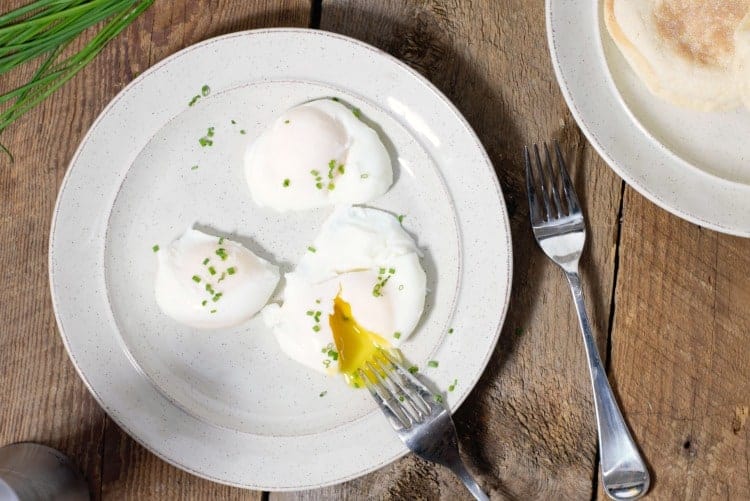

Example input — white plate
[548,1,750,237]
[49,29,512,490]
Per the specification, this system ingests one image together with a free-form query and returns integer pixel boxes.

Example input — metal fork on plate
[359,350,489,501]
[524,142,650,500]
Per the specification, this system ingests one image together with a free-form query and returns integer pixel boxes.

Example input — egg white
[155,228,279,329]
[244,99,392,212]
[263,206,426,374]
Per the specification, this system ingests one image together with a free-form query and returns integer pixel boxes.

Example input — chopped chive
[328,159,336,169]
[283,178,290,187]
[306,310,314,316]
[231,119,236,125]
[427,360,439,368]
[315,299,321,304]
[310,169,319,176]
[313,325,321,332]
[328,350,339,361]
[331,97,340,102]
[408,366,418,374]
[448,379,458,392]
[361,173,369,179]
[191,165,199,170]
[207,126,215,137]
[352,108,362,118]
[201,300,207,306]
[152,244,160,253]
[218,237,225,244]
[212,293,223,302]
[316,182,323,189]
[393,332,401,339]
[201,84,210,96]
[434,394,443,404]
[210,309,217,314]
[198,137,213,147]
[327,182,335,190]
[307,246,316,253]
[227,267,236,275]
[205,284,214,293]
[188,95,201,106]
[215,248,228,260]
[388,268,395,274]
[397,214,405,224]
[448,328,454,334]
[319,391,327,397]
[353,382,361,388]
[191,275,201,283]
[284,119,290,124]
[240,129,246,134]
[202,258,209,265]
[208,266,216,275]
[338,164,345,174]
[398,395,405,402]
[379,267,386,275]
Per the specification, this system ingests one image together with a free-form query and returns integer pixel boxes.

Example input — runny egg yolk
[329,295,390,387]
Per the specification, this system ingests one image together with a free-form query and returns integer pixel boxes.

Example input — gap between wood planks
[591,178,627,501]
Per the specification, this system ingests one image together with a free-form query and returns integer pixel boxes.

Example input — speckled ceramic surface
[49,29,512,490]
[548,1,750,237]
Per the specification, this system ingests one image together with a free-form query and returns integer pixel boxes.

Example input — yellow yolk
[329,295,390,386]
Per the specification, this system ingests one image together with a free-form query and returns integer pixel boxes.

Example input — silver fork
[359,350,489,501]
[524,142,650,500]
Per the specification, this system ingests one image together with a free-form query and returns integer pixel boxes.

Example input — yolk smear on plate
[329,295,390,387]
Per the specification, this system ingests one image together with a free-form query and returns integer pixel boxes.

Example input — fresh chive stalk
[0,0,154,158]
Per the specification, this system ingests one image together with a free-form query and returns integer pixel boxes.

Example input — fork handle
[565,272,650,500]
[447,458,489,501]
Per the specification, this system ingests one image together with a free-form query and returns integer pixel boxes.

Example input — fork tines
[524,141,580,224]
[358,349,437,430]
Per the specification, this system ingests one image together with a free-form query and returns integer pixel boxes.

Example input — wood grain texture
[603,188,750,500]
[0,1,308,499]
[271,1,622,499]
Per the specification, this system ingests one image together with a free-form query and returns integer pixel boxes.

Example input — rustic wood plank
[272,1,623,499]
[0,1,309,499]
[603,188,750,500]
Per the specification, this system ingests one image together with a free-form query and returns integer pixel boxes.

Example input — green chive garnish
[361,173,369,179]
[201,300,207,306]
[448,328,454,334]
[307,246,316,253]
[319,391,327,397]
[201,84,210,96]
[338,164,345,174]
[207,126,215,137]
[428,360,439,368]
[306,310,314,316]
[212,293,222,302]
[240,129,246,134]
[208,266,216,275]
[227,267,236,275]
[283,178,290,187]
[332,97,340,102]
[192,275,201,283]
[152,244,159,253]
[434,394,443,404]
[215,248,228,260]
[284,120,290,124]
[393,332,401,339]
[202,258,209,265]
[398,214,405,224]
[352,108,361,118]
[210,309,217,314]
[388,268,395,274]
[191,165,199,170]
[231,119,236,125]
[218,237,225,244]
[313,325,321,332]
[316,182,323,189]
[448,379,458,392]
[188,95,200,106]
[408,366,418,374]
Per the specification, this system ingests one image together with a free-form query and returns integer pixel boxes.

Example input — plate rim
[546,0,750,238]
[48,27,513,490]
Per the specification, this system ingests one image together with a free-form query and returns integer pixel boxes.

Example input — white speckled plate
[548,1,750,237]
[49,29,512,490]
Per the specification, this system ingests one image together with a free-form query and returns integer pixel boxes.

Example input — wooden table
[2,1,748,499]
